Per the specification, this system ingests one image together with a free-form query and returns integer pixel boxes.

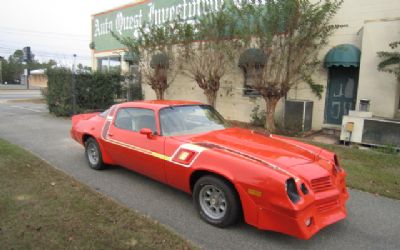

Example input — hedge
[45,68,123,116]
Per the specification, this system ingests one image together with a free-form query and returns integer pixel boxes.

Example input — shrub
[46,68,123,116]
[46,68,73,116]
[126,83,143,101]
[250,105,266,128]
[75,71,122,111]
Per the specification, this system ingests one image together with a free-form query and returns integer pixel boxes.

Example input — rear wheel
[193,175,241,227]
[85,137,106,170]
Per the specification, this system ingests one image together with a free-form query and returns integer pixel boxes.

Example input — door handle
[107,133,114,137]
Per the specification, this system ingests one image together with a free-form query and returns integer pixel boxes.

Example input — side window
[243,67,262,97]
[114,108,157,133]
[238,48,266,97]
[98,108,110,118]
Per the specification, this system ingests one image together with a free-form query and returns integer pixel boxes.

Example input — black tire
[84,137,106,170]
[193,175,241,228]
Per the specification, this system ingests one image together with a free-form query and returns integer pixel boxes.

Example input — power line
[0,45,91,58]
[0,25,89,39]
[0,40,89,53]
[0,30,90,42]
[0,47,91,60]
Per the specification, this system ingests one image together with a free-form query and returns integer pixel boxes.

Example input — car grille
[316,198,339,213]
[311,176,333,193]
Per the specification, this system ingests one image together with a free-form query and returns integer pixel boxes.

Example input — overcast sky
[0,0,137,66]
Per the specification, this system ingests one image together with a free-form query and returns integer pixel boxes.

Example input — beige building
[29,69,48,88]
[91,0,400,131]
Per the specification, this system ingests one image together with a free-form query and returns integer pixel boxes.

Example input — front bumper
[256,182,349,240]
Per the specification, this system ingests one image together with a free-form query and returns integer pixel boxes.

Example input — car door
[104,107,166,182]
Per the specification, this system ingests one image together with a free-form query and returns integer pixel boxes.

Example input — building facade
[91,0,400,130]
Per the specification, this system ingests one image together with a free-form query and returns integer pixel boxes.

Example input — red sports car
[70,100,348,239]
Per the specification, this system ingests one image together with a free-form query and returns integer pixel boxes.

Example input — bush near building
[45,68,122,116]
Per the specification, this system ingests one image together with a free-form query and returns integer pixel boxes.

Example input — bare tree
[235,0,344,132]
[177,5,241,107]
[140,50,177,100]
[182,43,230,107]
[112,23,179,100]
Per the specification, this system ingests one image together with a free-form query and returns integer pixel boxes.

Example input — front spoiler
[257,190,349,239]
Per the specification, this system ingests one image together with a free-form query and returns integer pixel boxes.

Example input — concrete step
[321,124,341,137]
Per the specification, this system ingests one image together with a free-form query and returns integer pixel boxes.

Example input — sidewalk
[0,83,42,90]
[0,89,43,103]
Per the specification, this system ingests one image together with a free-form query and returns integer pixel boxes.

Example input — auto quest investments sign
[92,0,260,52]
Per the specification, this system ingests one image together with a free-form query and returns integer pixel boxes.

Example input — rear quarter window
[98,109,110,118]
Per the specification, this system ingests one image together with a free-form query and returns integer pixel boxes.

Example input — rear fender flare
[83,134,115,165]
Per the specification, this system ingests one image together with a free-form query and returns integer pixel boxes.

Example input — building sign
[92,0,261,52]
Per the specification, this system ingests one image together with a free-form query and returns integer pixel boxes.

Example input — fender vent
[311,176,333,193]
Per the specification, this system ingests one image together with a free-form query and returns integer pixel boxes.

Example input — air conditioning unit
[340,111,400,147]
[284,99,313,132]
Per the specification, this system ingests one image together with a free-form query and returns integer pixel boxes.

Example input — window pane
[160,105,229,136]
[243,68,261,96]
[99,108,110,117]
[97,56,121,72]
[115,108,156,133]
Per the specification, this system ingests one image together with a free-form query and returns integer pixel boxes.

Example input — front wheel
[193,175,241,228]
[85,137,106,170]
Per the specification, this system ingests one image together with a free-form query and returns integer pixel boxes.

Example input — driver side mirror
[139,128,154,139]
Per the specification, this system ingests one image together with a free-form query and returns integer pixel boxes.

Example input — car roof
[117,100,204,110]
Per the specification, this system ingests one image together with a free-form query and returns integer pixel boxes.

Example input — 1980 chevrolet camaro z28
[70,100,348,239]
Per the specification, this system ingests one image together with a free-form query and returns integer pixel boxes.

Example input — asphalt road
[1,101,400,250]
[0,89,42,100]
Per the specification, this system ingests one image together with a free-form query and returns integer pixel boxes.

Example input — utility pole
[72,54,77,115]
[23,47,32,89]
[0,56,3,84]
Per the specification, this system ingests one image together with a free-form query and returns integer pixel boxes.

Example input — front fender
[190,164,260,227]
[189,149,295,228]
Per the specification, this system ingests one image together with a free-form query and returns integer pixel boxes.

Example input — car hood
[176,127,319,168]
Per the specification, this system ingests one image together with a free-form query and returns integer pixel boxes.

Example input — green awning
[150,53,169,69]
[238,48,267,67]
[324,44,361,68]
[124,52,139,63]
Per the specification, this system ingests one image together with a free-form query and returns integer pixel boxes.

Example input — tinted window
[114,108,157,133]
[98,108,110,117]
[160,105,229,136]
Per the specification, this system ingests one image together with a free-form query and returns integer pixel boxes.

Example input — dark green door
[325,67,359,125]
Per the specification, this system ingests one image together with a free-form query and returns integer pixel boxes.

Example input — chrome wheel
[199,184,227,220]
[87,142,99,165]
[85,138,106,170]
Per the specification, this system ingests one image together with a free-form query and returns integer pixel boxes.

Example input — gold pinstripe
[105,137,172,161]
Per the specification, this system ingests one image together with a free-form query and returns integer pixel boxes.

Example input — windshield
[159,105,230,136]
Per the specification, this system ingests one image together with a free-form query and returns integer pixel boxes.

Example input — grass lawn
[0,139,195,249]
[309,142,400,200]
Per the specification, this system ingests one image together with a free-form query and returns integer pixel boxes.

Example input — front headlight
[286,178,300,204]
